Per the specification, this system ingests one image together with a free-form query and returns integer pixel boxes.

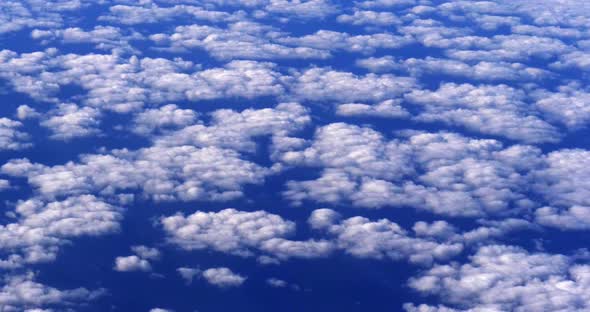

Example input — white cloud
[337,10,401,26]
[153,102,310,152]
[408,245,590,311]
[356,56,398,73]
[132,104,197,135]
[31,26,143,54]
[266,278,288,288]
[114,255,152,272]
[0,271,104,310]
[281,123,541,217]
[0,51,286,112]
[202,267,246,288]
[131,245,161,260]
[532,149,590,230]
[151,22,329,60]
[99,3,237,25]
[149,308,174,312]
[0,195,122,267]
[310,209,463,266]
[290,68,416,103]
[278,30,412,54]
[16,105,40,120]
[161,208,295,257]
[0,118,31,150]
[336,100,410,118]
[406,83,561,143]
[40,103,101,140]
[534,85,590,129]
[177,267,201,285]
[2,145,269,202]
[0,0,85,35]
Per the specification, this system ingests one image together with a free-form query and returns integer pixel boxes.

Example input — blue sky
[1,0,590,311]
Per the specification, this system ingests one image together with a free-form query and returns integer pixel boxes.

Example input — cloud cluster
[407,245,590,311]
[3,0,590,310]
[0,195,122,268]
[281,123,541,217]
[0,118,31,150]
[0,272,104,311]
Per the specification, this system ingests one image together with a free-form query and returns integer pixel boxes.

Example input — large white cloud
[407,245,590,311]
[0,195,122,267]
[0,272,104,311]
[281,123,540,217]
[406,83,561,143]
[2,145,269,202]
[309,209,463,266]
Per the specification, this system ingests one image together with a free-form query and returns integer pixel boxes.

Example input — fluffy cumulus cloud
[153,102,310,152]
[406,83,561,143]
[407,245,590,311]
[0,195,122,268]
[161,208,332,260]
[0,118,31,150]
[1,103,312,202]
[280,123,542,217]
[114,255,152,272]
[0,50,286,113]
[1,145,269,202]
[201,267,246,288]
[0,272,104,311]
[2,0,590,310]
[114,245,160,272]
[532,149,590,230]
[309,209,463,266]
[40,103,101,140]
[150,22,330,60]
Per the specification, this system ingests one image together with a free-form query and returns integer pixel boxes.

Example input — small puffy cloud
[202,267,246,288]
[336,100,410,118]
[114,255,152,272]
[132,104,197,135]
[308,208,341,230]
[0,118,31,150]
[40,103,101,140]
[266,278,288,288]
[16,105,40,120]
[177,267,201,285]
[356,56,398,73]
[131,245,160,260]
[337,10,401,26]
